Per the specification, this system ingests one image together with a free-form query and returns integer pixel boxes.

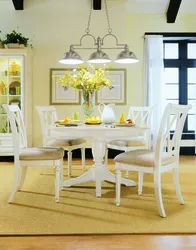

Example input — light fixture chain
[85,0,93,34]
[104,0,112,33]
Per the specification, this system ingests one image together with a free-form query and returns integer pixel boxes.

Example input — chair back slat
[155,104,192,168]
[36,106,58,146]
[128,106,153,127]
[3,104,27,158]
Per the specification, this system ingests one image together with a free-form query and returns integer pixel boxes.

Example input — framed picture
[96,68,126,105]
[50,68,80,105]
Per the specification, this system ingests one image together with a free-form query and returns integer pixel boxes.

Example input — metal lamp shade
[115,50,139,64]
[87,50,111,63]
[59,50,84,65]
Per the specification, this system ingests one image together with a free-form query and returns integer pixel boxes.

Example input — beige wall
[0,0,196,146]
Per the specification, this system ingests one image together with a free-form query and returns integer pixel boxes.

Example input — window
[164,40,196,134]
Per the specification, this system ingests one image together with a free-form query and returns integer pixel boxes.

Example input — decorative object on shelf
[96,68,126,105]
[9,98,21,108]
[54,64,111,117]
[50,69,80,105]
[59,0,138,65]
[98,103,116,124]
[9,60,21,76]
[0,81,5,95]
[2,30,32,48]
[9,81,20,95]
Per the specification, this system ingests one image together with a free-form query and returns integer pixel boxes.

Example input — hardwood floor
[0,156,195,249]
[0,235,196,250]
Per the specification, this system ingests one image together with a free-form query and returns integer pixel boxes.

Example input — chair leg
[116,169,121,206]
[55,161,61,203]
[124,150,129,178]
[18,166,28,191]
[173,168,184,204]
[138,172,143,196]
[81,147,85,171]
[104,148,108,168]
[67,151,72,177]
[125,170,129,178]
[60,158,64,190]
[154,172,166,218]
[8,161,20,203]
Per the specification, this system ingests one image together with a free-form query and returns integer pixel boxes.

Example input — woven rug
[0,156,195,234]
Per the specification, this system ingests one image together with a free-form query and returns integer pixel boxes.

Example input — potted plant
[2,30,32,48]
[0,31,4,48]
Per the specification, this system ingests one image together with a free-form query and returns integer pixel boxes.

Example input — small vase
[81,90,96,118]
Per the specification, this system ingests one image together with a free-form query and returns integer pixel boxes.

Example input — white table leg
[63,139,136,197]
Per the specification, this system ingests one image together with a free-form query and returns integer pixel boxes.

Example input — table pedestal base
[63,165,136,197]
[63,138,136,197]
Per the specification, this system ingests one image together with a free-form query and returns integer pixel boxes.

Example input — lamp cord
[85,0,112,34]
[85,0,92,34]
[104,0,112,33]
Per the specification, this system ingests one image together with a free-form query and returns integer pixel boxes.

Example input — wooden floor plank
[0,235,196,250]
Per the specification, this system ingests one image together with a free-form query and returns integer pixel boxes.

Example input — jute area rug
[0,156,195,234]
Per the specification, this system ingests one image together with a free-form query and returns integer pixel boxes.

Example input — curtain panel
[144,35,165,148]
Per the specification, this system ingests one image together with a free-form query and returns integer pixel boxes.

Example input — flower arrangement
[56,64,111,91]
[55,64,112,117]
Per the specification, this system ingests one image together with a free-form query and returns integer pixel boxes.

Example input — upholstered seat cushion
[114,149,177,167]
[108,138,146,147]
[19,147,64,161]
[47,138,86,147]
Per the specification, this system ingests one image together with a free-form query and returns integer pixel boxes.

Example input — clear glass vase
[81,90,95,118]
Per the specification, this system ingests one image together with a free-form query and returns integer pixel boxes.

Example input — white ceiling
[0,0,196,13]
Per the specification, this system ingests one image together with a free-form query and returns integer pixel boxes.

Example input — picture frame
[50,68,80,105]
[95,68,126,105]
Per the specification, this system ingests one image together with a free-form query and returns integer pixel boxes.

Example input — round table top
[51,124,149,139]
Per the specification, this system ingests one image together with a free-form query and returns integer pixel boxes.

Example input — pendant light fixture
[59,0,138,65]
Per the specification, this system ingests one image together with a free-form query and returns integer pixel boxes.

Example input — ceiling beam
[93,0,102,10]
[12,0,24,10]
[167,0,182,23]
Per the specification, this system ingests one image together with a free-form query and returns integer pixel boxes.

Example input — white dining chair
[106,106,154,188]
[114,103,192,217]
[36,106,86,177]
[3,104,64,203]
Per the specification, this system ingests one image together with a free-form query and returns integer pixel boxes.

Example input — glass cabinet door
[0,56,24,155]
[0,56,23,134]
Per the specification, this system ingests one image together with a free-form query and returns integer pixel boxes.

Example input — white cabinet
[0,49,32,156]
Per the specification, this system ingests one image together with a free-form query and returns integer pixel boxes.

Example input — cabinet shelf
[0,95,21,97]
[9,95,21,97]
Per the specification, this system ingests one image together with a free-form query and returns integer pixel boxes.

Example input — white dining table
[51,124,148,197]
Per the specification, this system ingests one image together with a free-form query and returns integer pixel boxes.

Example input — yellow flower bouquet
[56,64,111,117]
[56,64,111,90]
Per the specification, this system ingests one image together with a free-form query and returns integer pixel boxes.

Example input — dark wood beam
[12,0,24,10]
[167,0,182,23]
[93,0,102,10]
